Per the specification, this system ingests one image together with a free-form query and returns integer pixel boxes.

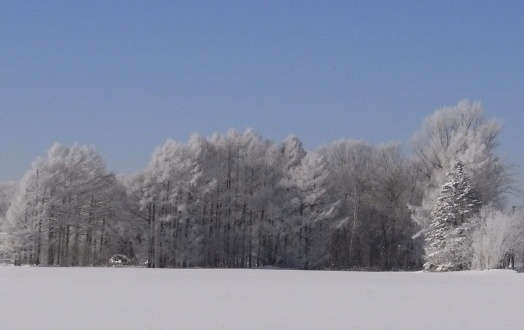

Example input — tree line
[0,101,520,270]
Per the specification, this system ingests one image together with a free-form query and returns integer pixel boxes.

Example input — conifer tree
[424,161,481,271]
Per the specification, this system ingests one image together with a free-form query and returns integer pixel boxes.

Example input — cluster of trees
[411,101,522,271]
[0,101,521,270]
[422,160,523,271]
[0,144,130,266]
[123,133,420,270]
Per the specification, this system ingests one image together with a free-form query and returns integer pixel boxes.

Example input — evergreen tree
[424,161,481,271]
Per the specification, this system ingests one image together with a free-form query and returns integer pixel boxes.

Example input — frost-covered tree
[424,161,481,271]
[282,152,339,269]
[370,143,421,269]
[2,144,123,266]
[0,182,17,261]
[319,140,374,268]
[0,182,17,216]
[129,136,209,268]
[319,140,420,270]
[471,207,524,270]
[412,101,502,185]
[127,129,291,268]
[411,101,515,245]
[281,135,307,170]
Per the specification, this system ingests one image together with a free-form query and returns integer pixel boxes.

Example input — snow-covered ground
[1,267,523,329]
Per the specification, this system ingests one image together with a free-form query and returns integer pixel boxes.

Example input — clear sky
[1,1,523,196]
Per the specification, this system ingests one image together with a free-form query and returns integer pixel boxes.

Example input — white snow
[1,267,523,329]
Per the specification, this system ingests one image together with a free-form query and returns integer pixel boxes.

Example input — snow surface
[1,267,523,329]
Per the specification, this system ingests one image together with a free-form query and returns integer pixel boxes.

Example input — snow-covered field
[1,267,523,330]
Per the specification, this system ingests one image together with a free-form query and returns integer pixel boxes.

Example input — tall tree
[424,161,481,271]
[319,140,374,268]
[285,152,339,269]
[370,143,421,270]
[412,100,515,204]
[410,100,515,241]
[131,138,207,268]
[2,144,121,266]
[319,140,420,270]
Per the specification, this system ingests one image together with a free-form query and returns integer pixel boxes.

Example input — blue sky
[1,1,523,195]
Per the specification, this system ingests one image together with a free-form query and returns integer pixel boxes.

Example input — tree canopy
[0,101,520,270]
